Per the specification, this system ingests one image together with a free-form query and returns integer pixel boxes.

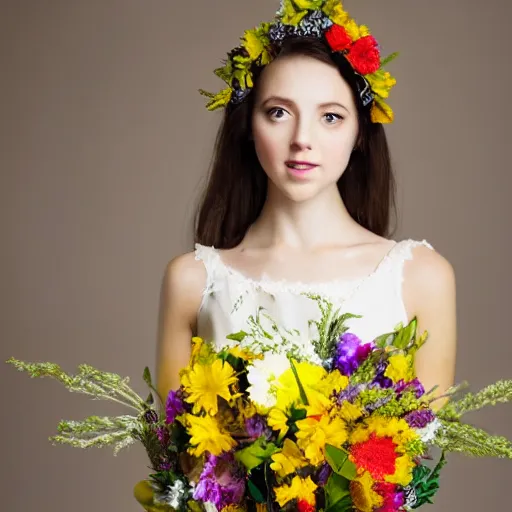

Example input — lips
[285,160,318,170]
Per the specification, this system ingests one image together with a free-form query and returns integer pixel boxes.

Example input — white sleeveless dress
[194,239,433,360]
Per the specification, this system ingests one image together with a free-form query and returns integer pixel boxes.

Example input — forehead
[255,54,355,108]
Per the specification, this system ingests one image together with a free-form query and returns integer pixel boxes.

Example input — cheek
[329,121,358,154]
[320,127,358,174]
[324,133,353,160]
[253,123,288,166]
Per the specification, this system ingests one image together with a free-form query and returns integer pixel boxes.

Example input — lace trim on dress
[194,239,434,301]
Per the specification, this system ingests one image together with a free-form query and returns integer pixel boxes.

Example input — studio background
[1,1,510,511]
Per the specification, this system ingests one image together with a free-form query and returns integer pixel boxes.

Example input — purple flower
[245,414,270,440]
[156,426,170,446]
[165,389,185,424]
[374,482,405,511]
[158,460,172,471]
[405,409,435,429]
[393,491,405,509]
[395,377,425,398]
[193,452,245,509]
[408,378,425,398]
[383,489,405,511]
[337,383,365,404]
[144,409,159,424]
[365,394,393,413]
[317,462,332,486]
[335,333,374,376]
[373,360,393,388]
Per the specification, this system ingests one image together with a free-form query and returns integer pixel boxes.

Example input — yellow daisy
[337,401,364,423]
[318,369,349,395]
[267,407,289,438]
[185,413,236,457]
[227,346,263,361]
[350,416,418,448]
[303,369,350,416]
[274,475,317,508]
[181,358,237,415]
[276,360,327,410]
[270,438,308,478]
[384,354,414,383]
[384,454,415,486]
[296,415,348,465]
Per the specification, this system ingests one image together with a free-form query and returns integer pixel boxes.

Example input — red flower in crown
[325,24,353,52]
[346,35,381,75]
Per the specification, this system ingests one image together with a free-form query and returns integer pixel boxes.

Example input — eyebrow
[260,96,349,113]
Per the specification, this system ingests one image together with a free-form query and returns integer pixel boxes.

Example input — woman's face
[251,54,359,203]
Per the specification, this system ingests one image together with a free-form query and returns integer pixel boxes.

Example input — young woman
[155,2,457,411]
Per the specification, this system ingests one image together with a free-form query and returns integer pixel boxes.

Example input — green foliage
[408,453,447,508]
[235,437,278,470]
[325,444,357,480]
[434,420,512,458]
[324,472,351,512]
[305,294,361,362]
[438,380,512,420]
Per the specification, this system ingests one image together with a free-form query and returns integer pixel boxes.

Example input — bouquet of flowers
[7,296,512,512]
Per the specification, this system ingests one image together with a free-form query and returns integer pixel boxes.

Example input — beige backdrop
[1,1,511,511]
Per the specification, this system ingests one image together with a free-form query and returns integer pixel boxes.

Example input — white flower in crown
[246,352,290,408]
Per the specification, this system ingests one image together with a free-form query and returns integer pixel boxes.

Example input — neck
[244,183,364,250]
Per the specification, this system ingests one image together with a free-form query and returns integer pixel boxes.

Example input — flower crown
[199,0,398,124]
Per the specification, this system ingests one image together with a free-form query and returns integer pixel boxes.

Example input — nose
[290,119,313,152]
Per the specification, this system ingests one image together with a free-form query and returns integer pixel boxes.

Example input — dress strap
[194,243,222,296]
[388,238,433,258]
[384,238,435,286]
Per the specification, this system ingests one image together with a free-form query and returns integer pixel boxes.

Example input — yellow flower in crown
[181,358,238,415]
[200,0,398,123]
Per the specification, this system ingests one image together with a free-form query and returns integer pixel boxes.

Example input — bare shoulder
[163,250,206,291]
[160,250,206,324]
[402,242,456,315]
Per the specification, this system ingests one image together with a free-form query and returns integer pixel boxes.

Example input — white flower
[153,479,187,509]
[417,417,443,444]
[246,352,290,408]
[204,503,218,512]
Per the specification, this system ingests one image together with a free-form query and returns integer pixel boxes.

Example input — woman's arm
[155,251,205,404]
[403,245,458,409]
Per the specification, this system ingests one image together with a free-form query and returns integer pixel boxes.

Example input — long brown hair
[194,37,397,248]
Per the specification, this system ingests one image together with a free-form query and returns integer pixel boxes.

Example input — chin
[273,181,331,203]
